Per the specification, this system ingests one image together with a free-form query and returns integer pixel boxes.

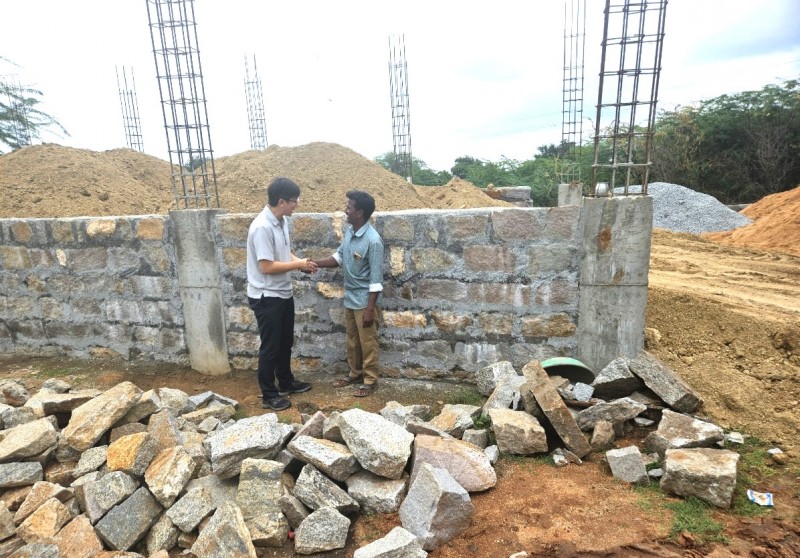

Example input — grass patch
[472,414,491,430]
[666,497,727,543]
[728,435,776,517]
[633,482,666,512]
[31,363,86,379]
[232,407,250,421]
[445,386,484,406]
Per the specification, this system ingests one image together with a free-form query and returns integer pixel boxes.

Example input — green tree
[0,73,68,152]
[374,152,452,186]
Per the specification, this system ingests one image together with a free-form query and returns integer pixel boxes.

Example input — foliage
[728,435,776,517]
[0,65,68,152]
[374,152,452,186]
[380,80,800,206]
[652,79,800,202]
[445,386,484,406]
[666,497,728,543]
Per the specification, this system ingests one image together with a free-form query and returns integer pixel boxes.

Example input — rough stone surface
[61,382,143,452]
[107,432,158,477]
[75,471,138,524]
[399,463,473,551]
[575,398,647,431]
[0,418,58,463]
[591,357,643,398]
[410,435,496,492]
[645,409,725,456]
[481,374,526,417]
[235,458,284,518]
[660,448,740,508]
[293,464,360,514]
[353,526,428,558]
[0,462,42,488]
[15,496,72,543]
[191,502,257,558]
[203,414,293,479]
[523,361,591,458]
[294,507,351,555]
[338,409,414,480]
[53,514,104,558]
[475,361,519,396]
[426,405,480,439]
[606,446,649,484]
[628,351,703,413]
[345,470,407,514]
[144,446,197,507]
[94,487,162,550]
[487,409,547,455]
[287,436,361,482]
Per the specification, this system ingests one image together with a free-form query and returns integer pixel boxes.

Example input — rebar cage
[388,34,413,183]
[146,0,219,209]
[591,0,668,196]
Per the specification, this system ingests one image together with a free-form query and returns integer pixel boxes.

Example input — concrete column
[558,183,583,207]
[576,196,653,374]
[170,209,231,375]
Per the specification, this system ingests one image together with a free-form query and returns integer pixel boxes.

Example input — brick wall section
[217,207,582,381]
[0,216,187,364]
[1,207,581,381]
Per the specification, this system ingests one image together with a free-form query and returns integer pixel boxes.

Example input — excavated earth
[1,144,799,557]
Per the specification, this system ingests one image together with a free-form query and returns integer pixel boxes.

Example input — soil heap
[705,184,800,257]
[0,142,508,219]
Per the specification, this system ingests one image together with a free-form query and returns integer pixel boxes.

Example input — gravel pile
[614,182,752,234]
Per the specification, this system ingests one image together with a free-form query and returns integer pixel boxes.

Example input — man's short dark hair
[267,177,301,207]
[346,190,376,220]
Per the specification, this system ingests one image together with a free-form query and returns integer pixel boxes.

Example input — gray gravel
[613,182,752,234]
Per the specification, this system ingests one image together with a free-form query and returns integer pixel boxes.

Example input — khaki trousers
[344,307,381,385]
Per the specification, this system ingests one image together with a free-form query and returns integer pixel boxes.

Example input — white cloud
[1,0,798,172]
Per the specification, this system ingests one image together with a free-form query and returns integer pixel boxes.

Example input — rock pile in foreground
[0,350,745,556]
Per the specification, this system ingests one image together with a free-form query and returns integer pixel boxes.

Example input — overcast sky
[2,0,798,171]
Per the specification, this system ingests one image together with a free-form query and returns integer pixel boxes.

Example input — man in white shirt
[246,177,315,410]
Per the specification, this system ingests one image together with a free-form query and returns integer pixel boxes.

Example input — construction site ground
[1,144,799,556]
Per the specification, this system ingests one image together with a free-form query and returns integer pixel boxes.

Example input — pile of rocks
[0,350,742,556]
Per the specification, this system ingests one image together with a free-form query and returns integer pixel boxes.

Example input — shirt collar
[353,222,370,237]
[265,207,284,227]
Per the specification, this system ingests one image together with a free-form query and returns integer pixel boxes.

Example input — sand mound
[0,142,508,218]
[413,177,511,210]
[705,185,800,257]
[0,144,174,218]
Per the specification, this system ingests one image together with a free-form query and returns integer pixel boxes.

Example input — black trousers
[248,295,296,400]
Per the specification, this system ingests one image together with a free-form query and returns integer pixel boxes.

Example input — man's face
[280,196,299,216]
[344,199,361,224]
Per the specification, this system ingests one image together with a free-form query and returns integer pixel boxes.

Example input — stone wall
[0,206,584,382]
[218,207,582,381]
[0,216,187,363]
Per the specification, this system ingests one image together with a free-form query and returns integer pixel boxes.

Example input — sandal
[333,375,363,388]
[353,383,377,397]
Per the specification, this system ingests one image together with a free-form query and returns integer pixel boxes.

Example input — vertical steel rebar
[592,0,668,197]
[388,34,413,183]
[116,66,144,152]
[146,0,219,209]
[561,0,587,187]
[244,55,268,151]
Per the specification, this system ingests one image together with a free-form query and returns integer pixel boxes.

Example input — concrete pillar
[170,209,231,375]
[558,183,583,207]
[576,196,653,374]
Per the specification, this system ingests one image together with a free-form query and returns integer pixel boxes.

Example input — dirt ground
[2,225,799,557]
[1,144,799,556]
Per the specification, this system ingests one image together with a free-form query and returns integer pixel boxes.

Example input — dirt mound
[0,144,174,218]
[705,185,800,257]
[413,177,511,209]
[0,142,508,218]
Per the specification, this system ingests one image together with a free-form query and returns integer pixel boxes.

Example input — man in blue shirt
[312,190,384,397]
[247,177,315,411]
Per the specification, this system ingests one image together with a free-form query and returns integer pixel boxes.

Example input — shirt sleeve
[333,240,344,265]
[367,238,384,292]
[253,226,275,262]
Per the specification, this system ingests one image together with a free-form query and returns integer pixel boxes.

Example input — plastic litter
[746,489,774,506]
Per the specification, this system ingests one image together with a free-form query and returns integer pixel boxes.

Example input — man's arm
[363,238,384,327]
[312,255,340,269]
[259,258,313,274]
[363,291,379,328]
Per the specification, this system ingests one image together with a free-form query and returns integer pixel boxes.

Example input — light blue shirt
[333,222,384,310]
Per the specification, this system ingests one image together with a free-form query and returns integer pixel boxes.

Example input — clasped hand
[300,258,318,274]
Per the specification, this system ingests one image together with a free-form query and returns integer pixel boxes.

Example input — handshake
[299,258,318,274]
